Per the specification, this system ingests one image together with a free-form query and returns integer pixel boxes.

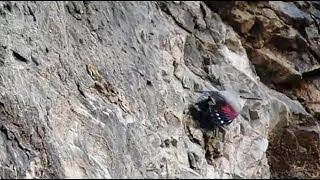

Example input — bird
[192,89,262,129]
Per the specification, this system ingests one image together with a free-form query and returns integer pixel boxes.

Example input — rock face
[206,1,320,178]
[0,1,318,179]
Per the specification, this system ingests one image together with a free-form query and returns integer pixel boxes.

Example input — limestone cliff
[0,1,319,178]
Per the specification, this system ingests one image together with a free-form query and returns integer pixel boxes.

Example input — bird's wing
[220,103,238,121]
[195,91,225,102]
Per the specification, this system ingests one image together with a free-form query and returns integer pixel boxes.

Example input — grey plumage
[195,89,242,113]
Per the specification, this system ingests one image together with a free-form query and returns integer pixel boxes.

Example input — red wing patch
[221,103,238,120]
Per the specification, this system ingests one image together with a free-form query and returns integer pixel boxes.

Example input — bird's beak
[240,95,263,100]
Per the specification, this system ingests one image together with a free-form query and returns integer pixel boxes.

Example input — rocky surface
[206,1,320,178]
[0,1,319,179]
